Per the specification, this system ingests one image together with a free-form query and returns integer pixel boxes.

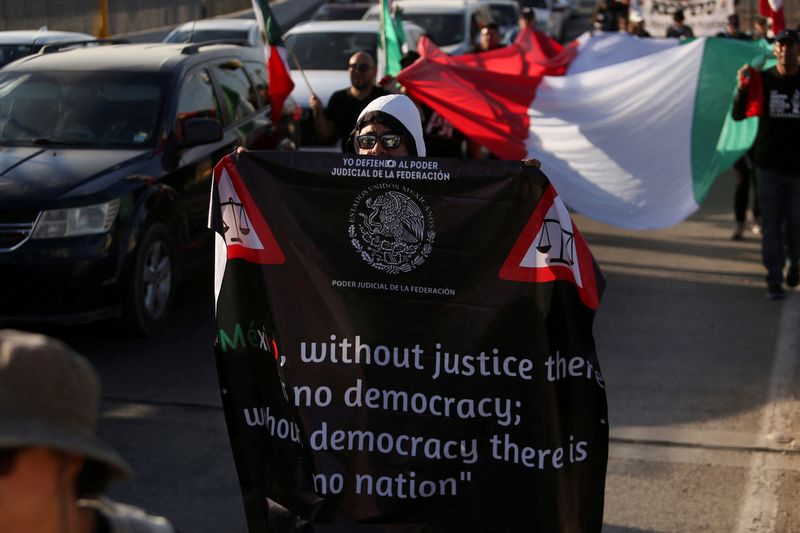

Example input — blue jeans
[755,167,800,287]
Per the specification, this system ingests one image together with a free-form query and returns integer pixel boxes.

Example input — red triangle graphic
[214,155,285,265]
[499,185,599,309]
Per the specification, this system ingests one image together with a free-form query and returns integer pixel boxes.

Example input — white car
[163,18,263,49]
[0,28,95,69]
[284,20,425,147]
[363,0,494,55]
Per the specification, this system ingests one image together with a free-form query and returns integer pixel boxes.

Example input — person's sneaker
[786,261,800,288]
[750,222,761,236]
[767,285,786,300]
[731,222,745,240]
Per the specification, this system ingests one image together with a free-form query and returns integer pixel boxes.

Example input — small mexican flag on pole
[381,0,405,76]
[251,0,295,125]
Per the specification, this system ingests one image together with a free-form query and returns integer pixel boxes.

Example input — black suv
[0,41,297,334]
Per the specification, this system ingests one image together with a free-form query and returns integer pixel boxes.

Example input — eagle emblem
[349,184,435,274]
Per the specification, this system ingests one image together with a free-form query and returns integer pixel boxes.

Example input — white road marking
[734,295,800,533]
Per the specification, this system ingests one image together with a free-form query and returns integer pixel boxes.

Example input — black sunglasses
[348,62,373,73]
[356,133,403,150]
[0,448,20,475]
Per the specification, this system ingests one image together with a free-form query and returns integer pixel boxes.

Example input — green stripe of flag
[690,37,772,203]
[253,0,284,46]
[382,0,404,76]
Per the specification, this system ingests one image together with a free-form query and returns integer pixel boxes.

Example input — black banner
[211,151,608,532]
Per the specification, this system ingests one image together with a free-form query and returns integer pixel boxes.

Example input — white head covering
[355,94,426,157]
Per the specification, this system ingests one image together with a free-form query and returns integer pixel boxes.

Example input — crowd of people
[306,6,799,300]
[308,8,539,161]
[592,1,778,44]
[3,6,797,530]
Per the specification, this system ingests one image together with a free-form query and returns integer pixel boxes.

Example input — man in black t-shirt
[309,52,389,151]
[732,29,800,299]
[665,9,694,39]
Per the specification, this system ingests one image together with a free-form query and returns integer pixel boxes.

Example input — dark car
[0,41,297,334]
[0,29,95,69]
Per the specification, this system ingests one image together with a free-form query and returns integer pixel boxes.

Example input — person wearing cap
[593,0,628,32]
[732,29,800,299]
[665,9,694,39]
[310,51,390,151]
[0,330,175,533]
[626,10,651,37]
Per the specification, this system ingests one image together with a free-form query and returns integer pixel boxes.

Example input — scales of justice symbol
[220,196,251,244]
[535,218,575,265]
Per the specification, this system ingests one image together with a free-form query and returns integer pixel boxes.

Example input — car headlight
[32,199,121,239]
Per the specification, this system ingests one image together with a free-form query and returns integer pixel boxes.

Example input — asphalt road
[21,4,800,533]
[584,173,800,533]
[46,165,799,533]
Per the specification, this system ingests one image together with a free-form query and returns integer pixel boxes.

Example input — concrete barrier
[0,0,323,36]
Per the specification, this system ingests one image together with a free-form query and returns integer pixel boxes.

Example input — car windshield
[285,32,378,70]
[490,5,519,28]
[403,14,464,46]
[311,5,371,20]
[519,0,548,8]
[165,29,250,44]
[0,71,164,147]
[0,44,37,69]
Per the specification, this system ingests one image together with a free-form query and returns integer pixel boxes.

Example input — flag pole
[283,41,316,97]
[380,0,389,79]
[97,0,110,38]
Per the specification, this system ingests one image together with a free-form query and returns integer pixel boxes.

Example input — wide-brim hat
[0,330,131,480]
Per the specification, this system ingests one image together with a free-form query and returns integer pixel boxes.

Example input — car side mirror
[179,117,223,148]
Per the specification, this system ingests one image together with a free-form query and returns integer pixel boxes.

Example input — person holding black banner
[0,330,175,533]
[345,94,426,157]
[342,94,542,169]
[217,125,601,532]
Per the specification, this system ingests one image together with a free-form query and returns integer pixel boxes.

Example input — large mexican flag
[399,31,770,229]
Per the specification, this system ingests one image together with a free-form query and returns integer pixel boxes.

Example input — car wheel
[124,222,178,335]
